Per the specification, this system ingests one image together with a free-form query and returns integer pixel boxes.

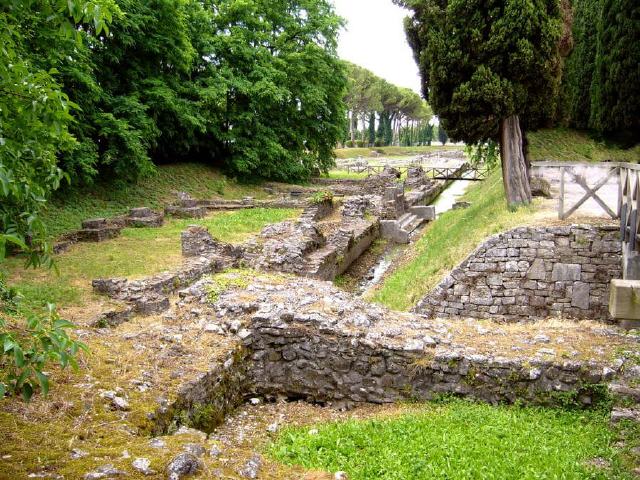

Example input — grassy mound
[270,400,632,480]
[42,163,268,238]
[528,128,640,162]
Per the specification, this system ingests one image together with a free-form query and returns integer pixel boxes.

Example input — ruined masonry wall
[415,225,621,321]
[245,323,614,407]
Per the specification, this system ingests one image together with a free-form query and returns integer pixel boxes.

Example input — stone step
[609,383,640,404]
[399,213,417,229]
[611,407,640,424]
[399,214,424,233]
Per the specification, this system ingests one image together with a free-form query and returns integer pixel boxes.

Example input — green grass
[370,169,536,311]
[269,400,633,480]
[5,208,299,310]
[334,145,463,159]
[42,163,269,238]
[528,128,640,162]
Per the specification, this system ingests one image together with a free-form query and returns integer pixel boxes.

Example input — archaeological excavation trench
[84,164,640,439]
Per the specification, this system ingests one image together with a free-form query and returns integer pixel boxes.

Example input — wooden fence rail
[543,161,640,253]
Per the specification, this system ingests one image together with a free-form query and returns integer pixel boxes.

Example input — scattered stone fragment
[266,422,279,433]
[238,455,262,479]
[165,453,202,480]
[70,449,89,459]
[174,426,208,442]
[533,334,550,344]
[308,428,319,435]
[611,408,640,424]
[249,397,261,405]
[149,438,166,449]
[132,458,155,476]
[83,464,127,479]
[100,391,130,411]
[209,445,222,457]
[335,472,349,480]
[183,444,206,458]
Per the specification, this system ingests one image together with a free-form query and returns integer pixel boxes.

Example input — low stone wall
[157,275,636,432]
[415,225,622,321]
[247,323,612,406]
[153,346,251,435]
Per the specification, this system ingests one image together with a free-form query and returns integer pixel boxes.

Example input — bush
[345,140,355,148]
[356,140,366,148]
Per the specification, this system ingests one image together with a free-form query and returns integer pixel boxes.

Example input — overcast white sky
[332,0,422,95]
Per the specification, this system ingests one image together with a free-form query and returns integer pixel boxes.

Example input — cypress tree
[398,0,563,206]
[368,112,376,147]
[590,0,640,140]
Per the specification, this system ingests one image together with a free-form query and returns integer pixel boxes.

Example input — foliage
[561,0,638,142]
[398,0,563,143]
[562,0,600,129]
[269,399,631,479]
[589,0,639,141]
[1,0,116,400]
[465,140,500,169]
[343,62,431,147]
[1,279,87,400]
[437,126,448,146]
[309,191,334,205]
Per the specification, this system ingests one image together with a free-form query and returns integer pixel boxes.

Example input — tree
[399,0,564,206]
[563,0,599,129]
[590,0,639,141]
[368,112,376,147]
[0,0,116,399]
[438,127,448,146]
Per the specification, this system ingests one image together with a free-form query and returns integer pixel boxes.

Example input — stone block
[571,282,590,310]
[81,218,108,229]
[551,263,581,281]
[380,220,409,244]
[409,205,436,220]
[609,279,640,321]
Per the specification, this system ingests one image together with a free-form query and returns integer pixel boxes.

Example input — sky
[331,0,422,95]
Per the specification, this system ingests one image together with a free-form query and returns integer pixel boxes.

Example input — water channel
[356,179,473,296]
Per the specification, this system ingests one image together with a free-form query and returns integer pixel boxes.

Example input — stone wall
[246,323,613,406]
[415,225,622,321]
[157,275,636,432]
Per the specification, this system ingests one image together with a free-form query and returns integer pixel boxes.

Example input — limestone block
[571,282,590,310]
[551,263,581,281]
[609,279,640,320]
[409,205,436,220]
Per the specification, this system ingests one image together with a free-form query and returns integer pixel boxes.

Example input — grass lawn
[41,163,269,238]
[334,145,463,159]
[528,128,640,162]
[370,169,537,311]
[269,400,634,480]
[5,208,299,311]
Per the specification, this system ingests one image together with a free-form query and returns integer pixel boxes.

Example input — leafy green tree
[563,0,599,129]
[0,0,116,400]
[399,0,564,206]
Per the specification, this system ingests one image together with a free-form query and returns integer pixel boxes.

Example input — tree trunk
[350,112,356,144]
[499,114,532,207]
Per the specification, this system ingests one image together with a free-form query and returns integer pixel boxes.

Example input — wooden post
[559,166,565,220]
